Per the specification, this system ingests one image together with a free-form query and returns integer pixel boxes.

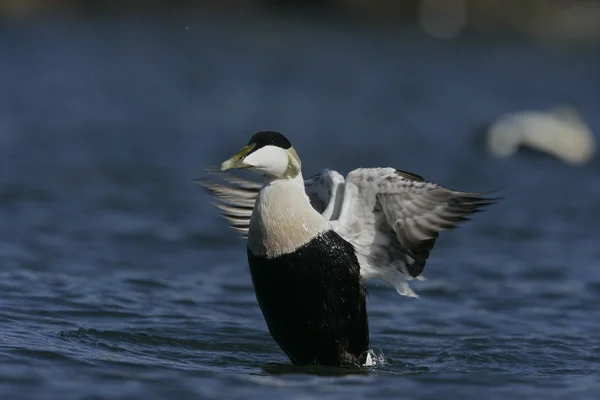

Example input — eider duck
[199,131,496,367]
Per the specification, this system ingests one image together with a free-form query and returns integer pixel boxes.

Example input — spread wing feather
[195,172,259,238]
[331,167,498,297]
[196,169,340,237]
[198,166,498,298]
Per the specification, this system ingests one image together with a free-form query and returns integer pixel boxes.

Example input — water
[1,12,600,399]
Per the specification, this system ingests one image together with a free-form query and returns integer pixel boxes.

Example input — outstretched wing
[195,170,263,238]
[196,168,345,237]
[331,168,498,298]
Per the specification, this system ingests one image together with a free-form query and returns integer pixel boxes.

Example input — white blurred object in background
[485,105,596,165]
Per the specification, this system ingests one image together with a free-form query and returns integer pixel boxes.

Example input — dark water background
[1,13,599,399]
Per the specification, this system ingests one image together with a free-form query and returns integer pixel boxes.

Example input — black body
[247,230,369,367]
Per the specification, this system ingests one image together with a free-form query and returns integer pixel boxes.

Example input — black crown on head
[247,131,292,151]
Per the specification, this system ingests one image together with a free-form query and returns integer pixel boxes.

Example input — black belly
[247,229,369,367]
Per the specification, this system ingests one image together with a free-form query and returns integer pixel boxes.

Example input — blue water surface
[1,12,599,400]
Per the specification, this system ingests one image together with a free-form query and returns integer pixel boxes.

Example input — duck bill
[220,144,255,171]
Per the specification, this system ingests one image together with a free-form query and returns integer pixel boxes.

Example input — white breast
[248,176,330,258]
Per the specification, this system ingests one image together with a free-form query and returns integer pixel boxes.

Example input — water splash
[365,347,388,368]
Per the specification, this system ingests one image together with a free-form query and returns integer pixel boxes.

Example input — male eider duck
[199,131,497,367]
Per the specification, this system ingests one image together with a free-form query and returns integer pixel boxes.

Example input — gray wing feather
[197,168,344,237]
[333,167,497,297]
[195,171,261,238]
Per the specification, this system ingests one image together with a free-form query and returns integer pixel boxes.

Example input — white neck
[247,173,330,257]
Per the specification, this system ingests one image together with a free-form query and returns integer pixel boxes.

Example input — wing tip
[453,189,504,212]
